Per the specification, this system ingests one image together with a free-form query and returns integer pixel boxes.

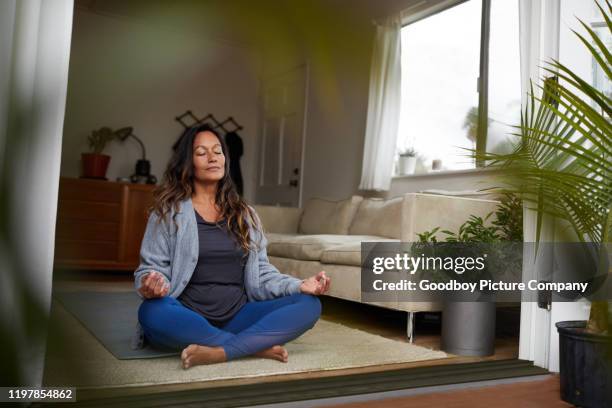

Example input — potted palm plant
[472,1,611,405]
[81,127,121,179]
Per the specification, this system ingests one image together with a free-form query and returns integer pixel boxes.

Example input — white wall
[301,45,374,203]
[61,8,260,201]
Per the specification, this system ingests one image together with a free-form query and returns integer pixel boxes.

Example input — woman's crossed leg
[138,293,322,368]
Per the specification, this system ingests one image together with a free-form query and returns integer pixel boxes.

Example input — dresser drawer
[55,239,118,262]
[58,177,122,202]
[55,219,119,241]
[57,200,121,222]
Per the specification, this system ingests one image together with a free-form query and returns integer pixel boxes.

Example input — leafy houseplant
[398,147,417,175]
[416,196,523,356]
[492,193,524,242]
[81,127,122,179]
[399,147,416,157]
[470,1,611,405]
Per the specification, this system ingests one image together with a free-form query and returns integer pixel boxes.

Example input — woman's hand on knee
[138,271,170,299]
[299,271,330,295]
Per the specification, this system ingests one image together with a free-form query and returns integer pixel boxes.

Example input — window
[487,0,521,155]
[395,0,521,175]
[591,22,612,110]
[558,1,611,113]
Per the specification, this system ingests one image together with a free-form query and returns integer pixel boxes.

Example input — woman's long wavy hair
[149,124,261,258]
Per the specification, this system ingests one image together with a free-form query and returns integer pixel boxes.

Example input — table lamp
[115,127,157,184]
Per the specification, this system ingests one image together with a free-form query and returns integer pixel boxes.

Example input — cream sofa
[254,193,500,341]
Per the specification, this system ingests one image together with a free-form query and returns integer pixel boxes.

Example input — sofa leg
[407,312,415,343]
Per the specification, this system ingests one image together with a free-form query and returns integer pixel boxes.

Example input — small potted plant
[398,148,417,175]
[81,127,120,179]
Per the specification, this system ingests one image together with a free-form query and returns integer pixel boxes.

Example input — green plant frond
[543,59,611,105]
[603,0,612,18]
[496,170,611,207]
[539,75,612,138]
[602,206,612,245]
[596,0,612,31]
[576,1,612,64]
[478,165,610,244]
[546,60,612,117]
[510,185,600,219]
[528,86,557,156]
[535,70,612,143]
[572,23,611,79]
[516,130,611,173]
[537,74,612,140]
[534,185,546,244]
[474,135,607,197]
[523,82,567,162]
[541,100,610,158]
[529,193,604,242]
[543,102,579,154]
[513,106,562,171]
[543,64,612,115]
[543,170,610,198]
[518,194,596,243]
[530,88,612,156]
[532,103,565,163]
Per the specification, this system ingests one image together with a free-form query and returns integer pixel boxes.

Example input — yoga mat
[53,290,180,360]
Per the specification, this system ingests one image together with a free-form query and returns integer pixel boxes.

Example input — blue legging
[138,293,321,360]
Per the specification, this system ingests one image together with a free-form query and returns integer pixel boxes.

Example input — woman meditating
[134,124,330,369]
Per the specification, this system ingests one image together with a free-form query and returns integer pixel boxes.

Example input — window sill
[392,167,500,180]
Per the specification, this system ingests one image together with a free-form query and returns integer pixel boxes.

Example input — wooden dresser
[54,177,155,271]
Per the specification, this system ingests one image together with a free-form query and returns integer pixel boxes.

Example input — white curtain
[358,13,402,192]
[517,0,562,369]
[0,0,73,386]
[519,0,560,106]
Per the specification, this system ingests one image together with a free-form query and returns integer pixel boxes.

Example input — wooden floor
[321,375,571,408]
[51,270,520,389]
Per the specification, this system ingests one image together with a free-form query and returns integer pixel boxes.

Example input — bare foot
[181,344,226,369]
[255,345,288,363]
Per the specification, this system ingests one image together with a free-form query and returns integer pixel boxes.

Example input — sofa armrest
[401,193,500,241]
[252,205,303,234]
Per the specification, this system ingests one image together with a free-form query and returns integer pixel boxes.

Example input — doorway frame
[255,61,310,208]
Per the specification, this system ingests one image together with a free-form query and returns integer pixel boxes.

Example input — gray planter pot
[441,301,496,356]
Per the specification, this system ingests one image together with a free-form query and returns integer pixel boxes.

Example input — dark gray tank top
[177,209,248,327]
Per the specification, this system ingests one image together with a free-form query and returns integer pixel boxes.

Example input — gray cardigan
[130,197,303,349]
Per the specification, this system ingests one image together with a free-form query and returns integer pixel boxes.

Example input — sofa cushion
[320,239,400,266]
[266,233,388,261]
[266,257,364,302]
[348,196,403,238]
[298,195,363,235]
[252,205,302,233]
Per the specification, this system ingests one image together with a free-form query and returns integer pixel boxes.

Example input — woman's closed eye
[196,147,223,156]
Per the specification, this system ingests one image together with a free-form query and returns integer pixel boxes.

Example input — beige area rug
[43,299,448,389]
